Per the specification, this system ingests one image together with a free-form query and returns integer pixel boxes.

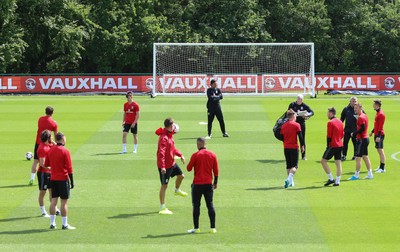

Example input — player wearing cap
[369,99,386,173]
[340,96,358,161]
[321,108,344,186]
[348,103,373,180]
[280,109,305,188]
[288,94,314,160]
[121,91,140,154]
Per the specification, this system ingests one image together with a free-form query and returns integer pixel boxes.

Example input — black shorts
[158,163,183,185]
[322,147,343,161]
[37,172,51,191]
[374,135,384,149]
[50,180,70,200]
[123,123,138,134]
[284,148,299,169]
[33,143,39,160]
[355,138,369,157]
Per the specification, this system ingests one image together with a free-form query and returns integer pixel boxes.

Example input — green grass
[1,95,400,252]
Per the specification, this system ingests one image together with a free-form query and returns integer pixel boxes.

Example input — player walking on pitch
[45,132,75,230]
[121,91,140,154]
[288,94,313,160]
[348,103,373,180]
[155,118,188,215]
[186,137,219,234]
[369,99,386,173]
[29,106,58,185]
[206,79,229,139]
[340,96,358,161]
[321,108,344,186]
[280,109,305,188]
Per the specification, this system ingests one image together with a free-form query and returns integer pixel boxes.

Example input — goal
[152,43,315,96]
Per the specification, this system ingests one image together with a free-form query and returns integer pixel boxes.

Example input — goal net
[153,43,315,96]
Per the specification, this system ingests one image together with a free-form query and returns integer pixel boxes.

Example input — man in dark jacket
[340,96,358,161]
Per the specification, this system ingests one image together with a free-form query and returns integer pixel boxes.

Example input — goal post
[153,43,315,96]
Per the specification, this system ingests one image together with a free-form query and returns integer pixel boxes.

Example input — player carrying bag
[273,112,288,141]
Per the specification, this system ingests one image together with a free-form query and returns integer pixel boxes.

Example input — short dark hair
[164,118,174,128]
[328,107,336,115]
[197,137,206,143]
[40,130,52,143]
[55,132,65,142]
[374,99,382,106]
[210,79,217,85]
[286,109,295,119]
[45,106,54,116]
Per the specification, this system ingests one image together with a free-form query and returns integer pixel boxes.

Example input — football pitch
[1,94,399,251]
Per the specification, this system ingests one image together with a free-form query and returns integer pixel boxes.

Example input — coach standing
[288,94,313,160]
[340,96,358,161]
[46,132,75,230]
[206,79,229,139]
[186,137,219,234]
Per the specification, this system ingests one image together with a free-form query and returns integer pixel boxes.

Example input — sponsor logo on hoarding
[384,77,395,89]
[264,77,276,89]
[25,78,37,90]
[145,78,153,89]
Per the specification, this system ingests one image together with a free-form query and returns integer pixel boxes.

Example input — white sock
[30,173,36,180]
[40,206,46,214]
[336,176,341,184]
[327,173,334,180]
[355,171,360,177]
[134,144,138,152]
[160,204,166,210]
[55,207,60,213]
[62,216,68,227]
[50,215,56,226]
[175,188,180,192]
[368,170,373,177]
[287,173,294,184]
[122,143,127,151]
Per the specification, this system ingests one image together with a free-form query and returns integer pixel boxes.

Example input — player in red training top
[280,109,305,189]
[348,103,373,180]
[321,108,344,186]
[29,106,58,186]
[369,99,386,173]
[36,130,60,217]
[155,118,187,215]
[186,137,219,234]
[45,132,75,230]
[121,91,140,154]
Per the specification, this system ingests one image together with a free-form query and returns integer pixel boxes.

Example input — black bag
[273,112,288,141]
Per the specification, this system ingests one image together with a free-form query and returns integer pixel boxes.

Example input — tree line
[1,0,399,74]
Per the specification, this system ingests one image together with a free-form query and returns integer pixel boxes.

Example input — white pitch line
[391,151,400,162]
[198,122,208,125]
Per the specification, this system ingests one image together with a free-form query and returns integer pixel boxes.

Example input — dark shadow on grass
[0,216,38,223]
[246,186,282,191]
[0,229,51,235]
[92,152,123,156]
[256,160,284,164]
[107,212,158,219]
[289,186,324,190]
[178,137,204,141]
[0,184,32,189]
[142,232,200,239]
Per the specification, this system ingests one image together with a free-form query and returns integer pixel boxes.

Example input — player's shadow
[246,186,282,191]
[177,137,201,141]
[142,232,200,239]
[0,216,38,223]
[0,229,51,235]
[256,160,285,164]
[0,184,32,189]
[92,152,123,156]
[107,212,158,219]
[289,186,324,190]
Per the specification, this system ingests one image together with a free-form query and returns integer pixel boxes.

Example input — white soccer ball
[172,123,180,134]
[25,152,33,160]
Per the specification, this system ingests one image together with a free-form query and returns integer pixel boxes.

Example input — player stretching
[348,103,373,180]
[46,132,75,230]
[121,91,140,154]
[370,99,386,173]
[321,108,344,186]
[280,109,305,188]
[155,118,187,215]
[29,106,58,185]
[186,137,219,234]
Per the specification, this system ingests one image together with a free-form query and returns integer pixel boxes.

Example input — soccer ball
[172,123,180,134]
[25,152,33,160]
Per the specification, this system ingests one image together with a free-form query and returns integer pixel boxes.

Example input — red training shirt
[45,145,73,181]
[281,120,302,149]
[356,113,369,139]
[37,143,53,173]
[123,101,140,124]
[373,109,385,136]
[327,118,344,147]
[36,116,58,144]
[186,148,219,185]
[155,127,182,169]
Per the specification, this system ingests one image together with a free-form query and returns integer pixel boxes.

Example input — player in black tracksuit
[206,80,228,138]
[288,94,314,160]
[340,97,358,161]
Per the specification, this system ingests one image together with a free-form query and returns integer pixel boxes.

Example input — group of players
[281,95,386,188]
